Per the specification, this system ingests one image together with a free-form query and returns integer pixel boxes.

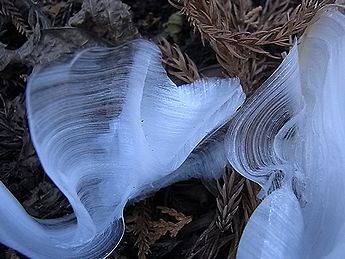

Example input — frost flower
[0,39,245,258]
[226,8,345,259]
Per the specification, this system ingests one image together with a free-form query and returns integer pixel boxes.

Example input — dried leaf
[69,0,139,44]
[0,26,107,71]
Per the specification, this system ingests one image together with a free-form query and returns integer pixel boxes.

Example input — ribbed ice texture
[226,9,345,259]
[0,40,245,258]
[225,42,304,193]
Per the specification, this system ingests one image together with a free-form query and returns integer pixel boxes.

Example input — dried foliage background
[0,0,332,258]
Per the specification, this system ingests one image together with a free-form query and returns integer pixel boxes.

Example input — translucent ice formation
[0,40,245,258]
[226,8,345,259]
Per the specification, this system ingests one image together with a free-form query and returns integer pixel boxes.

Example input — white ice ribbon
[0,39,244,258]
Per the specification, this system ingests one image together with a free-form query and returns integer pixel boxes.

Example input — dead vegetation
[167,0,331,93]
[0,0,335,258]
[158,38,200,83]
[0,0,30,35]
[126,202,193,259]
[187,169,259,259]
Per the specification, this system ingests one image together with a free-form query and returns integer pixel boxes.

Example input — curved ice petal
[0,182,124,258]
[141,76,244,169]
[0,39,245,258]
[132,125,231,202]
[177,125,231,180]
[237,186,304,259]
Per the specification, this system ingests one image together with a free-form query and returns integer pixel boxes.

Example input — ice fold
[225,42,304,192]
[225,8,345,259]
[0,39,245,258]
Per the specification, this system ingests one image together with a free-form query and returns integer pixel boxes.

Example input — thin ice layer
[0,39,245,258]
[226,8,345,259]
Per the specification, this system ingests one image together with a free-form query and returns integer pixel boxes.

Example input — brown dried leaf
[52,0,79,27]
[4,248,20,259]
[43,1,66,18]
[69,0,139,44]
[0,25,107,71]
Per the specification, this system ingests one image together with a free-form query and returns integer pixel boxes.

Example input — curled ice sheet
[225,42,304,192]
[226,8,345,259]
[0,40,245,258]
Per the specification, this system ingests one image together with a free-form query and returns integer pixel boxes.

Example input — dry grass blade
[0,0,30,35]
[168,0,184,10]
[188,219,235,259]
[158,38,200,83]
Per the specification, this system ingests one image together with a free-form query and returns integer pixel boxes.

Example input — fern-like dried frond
[188,169,254,259]
[126,203,192,259]
[126,202,152,259]
[241,179,260,224]
[150,206,192,244]
[215,168,244,232]
[224,178,260,259]
[158,38,200,83]
[0,0,30,35]
[217,53,271,94]
[249,0,328,47]
[170,0,332,92]
[181,0,330,55]
[52,0,76,26]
